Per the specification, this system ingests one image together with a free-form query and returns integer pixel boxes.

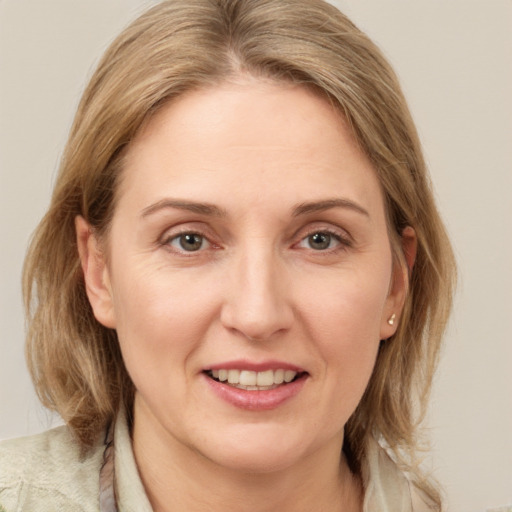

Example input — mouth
[204,368,306,391]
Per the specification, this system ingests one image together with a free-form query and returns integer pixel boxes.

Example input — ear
[380,226,417,339]
[75,216,117,329]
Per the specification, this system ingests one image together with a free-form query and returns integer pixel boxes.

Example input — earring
[387,313,396,326]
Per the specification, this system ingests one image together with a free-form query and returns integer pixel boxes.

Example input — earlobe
[75,216,116,329]
[380,226,417,339]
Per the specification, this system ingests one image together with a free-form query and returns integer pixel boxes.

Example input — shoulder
[363,436,440,512]
[0,426,104,512]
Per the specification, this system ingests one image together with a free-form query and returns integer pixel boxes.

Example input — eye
[307,232,334,250]
[297,230,347,251]
[168,232,208,252]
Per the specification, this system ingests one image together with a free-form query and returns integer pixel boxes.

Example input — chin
[197,425,317,474]
[210,447,302,475]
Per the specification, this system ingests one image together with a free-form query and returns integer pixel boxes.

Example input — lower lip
[203,373,307,411]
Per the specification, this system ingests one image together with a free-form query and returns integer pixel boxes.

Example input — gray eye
[307,232,332,250]
[175,233,204,251]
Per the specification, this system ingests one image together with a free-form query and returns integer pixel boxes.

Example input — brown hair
[23,0,456,507]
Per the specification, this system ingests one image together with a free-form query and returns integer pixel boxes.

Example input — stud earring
[387,313,396,326]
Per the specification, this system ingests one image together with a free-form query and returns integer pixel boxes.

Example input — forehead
[133,80,356,156]
[118,80,384,220]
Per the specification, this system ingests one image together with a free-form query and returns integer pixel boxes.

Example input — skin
[77,79,415,512]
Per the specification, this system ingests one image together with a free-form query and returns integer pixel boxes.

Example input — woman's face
[80,80,406,473]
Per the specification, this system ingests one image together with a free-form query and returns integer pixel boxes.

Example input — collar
[99,412,153,512]
[99,410,419,512]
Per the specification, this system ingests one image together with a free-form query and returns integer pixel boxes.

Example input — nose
[220,246,294,342]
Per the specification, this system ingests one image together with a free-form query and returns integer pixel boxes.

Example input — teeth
[209,368,299,387]
[227,369,240,384]
[284,370,296,383]
[256,370,274,386]
[274,369,284,384]
[239,370,257,386]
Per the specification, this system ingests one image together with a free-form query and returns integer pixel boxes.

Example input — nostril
[219,275,294,342]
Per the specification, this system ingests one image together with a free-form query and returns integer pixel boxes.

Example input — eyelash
[160,226,352,255]
[161,229,216,255]
[295,228,352,253]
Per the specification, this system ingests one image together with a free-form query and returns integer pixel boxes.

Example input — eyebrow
[292,198,370,217]
[140,197,369,219]
[141,199,228,218]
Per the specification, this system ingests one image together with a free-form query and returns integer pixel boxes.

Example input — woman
[0,0,456,510]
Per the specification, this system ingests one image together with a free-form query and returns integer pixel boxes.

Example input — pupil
[180,234,202,251]
[309,232,330,250]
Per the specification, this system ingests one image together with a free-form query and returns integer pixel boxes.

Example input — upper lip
[205,360,306,373]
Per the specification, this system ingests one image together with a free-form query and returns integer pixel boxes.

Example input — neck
[132,398,363,512]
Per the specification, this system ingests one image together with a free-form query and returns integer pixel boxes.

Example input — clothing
[0,414,432,511]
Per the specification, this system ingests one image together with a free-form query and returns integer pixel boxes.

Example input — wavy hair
[23,0,456,508]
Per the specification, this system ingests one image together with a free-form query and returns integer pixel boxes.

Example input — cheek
[108,263,220,384]
[299,266,390,407]
[112,253,216,326]
[302,264,391,343]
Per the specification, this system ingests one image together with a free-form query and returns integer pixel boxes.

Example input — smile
[206,369,300,390]
[203,362,308,410]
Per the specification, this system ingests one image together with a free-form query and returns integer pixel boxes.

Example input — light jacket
[0,413,432,511]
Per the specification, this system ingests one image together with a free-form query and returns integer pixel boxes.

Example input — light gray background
[1,1,511,511]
